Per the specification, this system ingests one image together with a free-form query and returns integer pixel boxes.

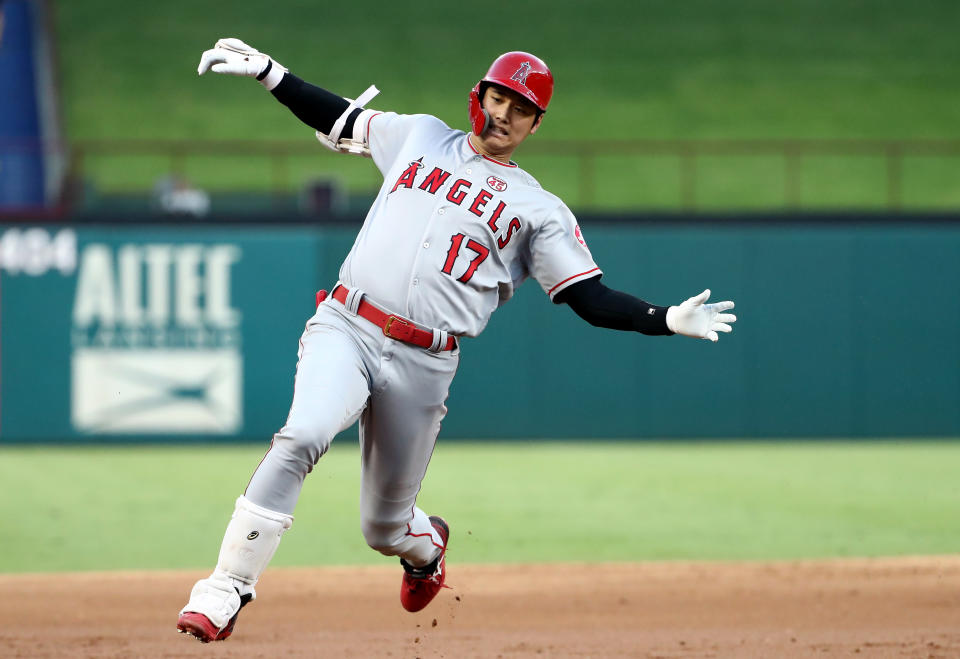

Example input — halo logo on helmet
[469,52,554,136]
[511,62,532,86]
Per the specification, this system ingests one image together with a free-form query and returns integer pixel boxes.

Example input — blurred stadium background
[8,0,960,216]
[0,0,958,574]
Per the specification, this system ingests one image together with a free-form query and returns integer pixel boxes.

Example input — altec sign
[70,243,243,434]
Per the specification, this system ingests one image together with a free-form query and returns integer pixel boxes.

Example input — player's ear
[529,112,544,135]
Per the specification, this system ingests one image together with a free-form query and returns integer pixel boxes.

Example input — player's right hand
[197,38,271,77]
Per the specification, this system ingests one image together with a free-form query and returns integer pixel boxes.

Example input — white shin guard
[214,495,293,598]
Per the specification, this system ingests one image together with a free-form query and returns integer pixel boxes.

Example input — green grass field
[55,0,960,209]
[5,441,957,573]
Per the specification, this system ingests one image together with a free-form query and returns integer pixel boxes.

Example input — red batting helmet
[469,51,554,136]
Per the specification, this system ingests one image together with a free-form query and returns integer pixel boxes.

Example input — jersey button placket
[408,191,448,313]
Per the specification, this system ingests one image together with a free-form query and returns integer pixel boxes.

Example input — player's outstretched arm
[557,276,672,335]
[197,38,377,155]
[557,277,736,342]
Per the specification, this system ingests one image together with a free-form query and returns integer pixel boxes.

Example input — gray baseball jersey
[244,107,603,571]
[339,110,601,337]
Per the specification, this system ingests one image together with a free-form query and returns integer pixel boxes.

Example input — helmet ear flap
[468,83,490,136]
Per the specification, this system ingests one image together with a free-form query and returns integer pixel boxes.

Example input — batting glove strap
[256,58,287,90]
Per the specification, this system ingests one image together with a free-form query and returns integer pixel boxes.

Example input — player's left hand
[665,289,736,342]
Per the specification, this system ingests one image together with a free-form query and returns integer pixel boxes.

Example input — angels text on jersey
[390,155,523,284]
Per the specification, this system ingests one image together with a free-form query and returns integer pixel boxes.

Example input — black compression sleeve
[555,275,673,336]
[271,73,362,136]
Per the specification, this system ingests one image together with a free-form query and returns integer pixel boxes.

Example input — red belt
[317,285,457,352]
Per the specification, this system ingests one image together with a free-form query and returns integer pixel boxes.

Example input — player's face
[473,85,542,162]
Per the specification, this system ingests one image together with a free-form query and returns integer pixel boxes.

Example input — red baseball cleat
[400,516,450,613]
[177,593,251,642]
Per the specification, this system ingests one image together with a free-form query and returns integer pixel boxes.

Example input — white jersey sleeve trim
[355,109,382,144]
[547,267,603,301]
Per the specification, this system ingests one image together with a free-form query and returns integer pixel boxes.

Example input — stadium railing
[3,138,960,217]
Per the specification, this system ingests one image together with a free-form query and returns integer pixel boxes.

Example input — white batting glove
[665,289,736,342]
[197,38,287,89]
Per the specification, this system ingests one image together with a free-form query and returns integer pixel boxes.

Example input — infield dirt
[1,557,957,658]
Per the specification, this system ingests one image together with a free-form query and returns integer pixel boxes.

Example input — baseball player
[177,39,736,643]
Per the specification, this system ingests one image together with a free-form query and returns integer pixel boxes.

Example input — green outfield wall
[0,215,956,442]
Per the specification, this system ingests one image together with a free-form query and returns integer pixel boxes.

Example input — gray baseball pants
[244,295,458,566]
